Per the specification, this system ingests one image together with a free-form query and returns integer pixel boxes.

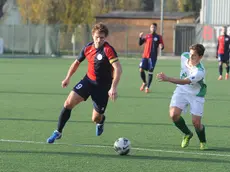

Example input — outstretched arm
[156,72,191,85]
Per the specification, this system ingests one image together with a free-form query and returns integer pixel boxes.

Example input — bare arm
[65,60,80,80]
[62,60,80,88]
[156,72,191,85]
[108,61,122,101]
[111,61,122,89]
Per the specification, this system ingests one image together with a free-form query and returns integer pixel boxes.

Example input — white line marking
[1,139,230,158]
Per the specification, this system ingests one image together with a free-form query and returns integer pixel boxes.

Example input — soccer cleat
[200,142,208,150]
[47,130,62,144]
[225,73,229,80]
[181,133,193,148]
[96,116,106,136]
[145,87,150,93]
[218,75,223,80]
[140,83,146,91]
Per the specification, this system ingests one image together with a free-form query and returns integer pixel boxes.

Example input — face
[150,24,157,33]
[92,31,106,48]
[189,49,201,62]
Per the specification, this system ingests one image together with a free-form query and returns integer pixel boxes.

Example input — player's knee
[64,99,74,109]
[169,109,180,121]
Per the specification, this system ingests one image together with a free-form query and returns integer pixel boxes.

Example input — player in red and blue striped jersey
[47,23,122,143]
[139,23,164,93]
[216,26,230,80]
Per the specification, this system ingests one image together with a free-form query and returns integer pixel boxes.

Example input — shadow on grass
[1,117,230,129]
[0,149,229,164]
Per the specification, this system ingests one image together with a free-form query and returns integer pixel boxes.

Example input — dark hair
[152,23,157,27]
[92,22,109,37]
[189,44,205,56]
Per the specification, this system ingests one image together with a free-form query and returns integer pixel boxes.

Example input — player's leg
[145,58,157,93]
[47,78,90,143]
[170,93,193,148]
[190,97,207,150]
[224,59,229,80]
[91,84,110,136]
[139,58,147,91]
[218,54,224,80]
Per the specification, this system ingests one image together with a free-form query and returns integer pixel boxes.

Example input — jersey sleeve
[187,70,205,84]
[105,46,118,64]
[76,47,86,63]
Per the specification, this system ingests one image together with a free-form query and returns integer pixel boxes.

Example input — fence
[0,23,225,58]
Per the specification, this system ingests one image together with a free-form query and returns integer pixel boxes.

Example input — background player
[47,23,122,143]
[139,23,164,93]
[156,44,208,150]
[216,26,230,80]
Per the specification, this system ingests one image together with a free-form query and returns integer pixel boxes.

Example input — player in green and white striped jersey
[157,44,208,150]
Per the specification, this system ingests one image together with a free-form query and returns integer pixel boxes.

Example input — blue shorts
[218,54,229,63]
[139,58,157,71]
[73,76,111,114]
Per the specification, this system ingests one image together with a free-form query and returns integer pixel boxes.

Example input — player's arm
[64,60,80,80]
[139,32,145,46]
[216,38,219,58]
[159,35,164,50]
[111,61,122,89]
[157,72,191,85]
[157,71,204,85]
[62,48,85,88]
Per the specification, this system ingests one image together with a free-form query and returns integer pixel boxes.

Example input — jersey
[77,42,118,84]
[217,34,230,56]
[173,52,207,97]
[139,33,164,59]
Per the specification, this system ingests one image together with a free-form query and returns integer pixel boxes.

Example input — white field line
[1,139,230,158]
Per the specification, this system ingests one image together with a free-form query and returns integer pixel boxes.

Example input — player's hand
[156,72,169,82]
[61,78,70,88]
[108,87,118,102]
[159,44,163,50]
[139,32,144,38]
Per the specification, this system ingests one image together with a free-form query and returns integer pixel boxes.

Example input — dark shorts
[73,76,111,114]
[218,54,229,64]
[139,58,157,71]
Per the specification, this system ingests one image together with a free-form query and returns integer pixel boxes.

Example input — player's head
[189,44,205,61]
[150,23,157,33]
[220,26,227,35]
[92,22,109,48]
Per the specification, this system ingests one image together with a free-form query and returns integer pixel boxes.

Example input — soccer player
[216,26,230,80]
[47,23,122,143]
[156,44,208,150]
[139,23,164,93]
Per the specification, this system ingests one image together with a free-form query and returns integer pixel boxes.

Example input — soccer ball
[113,137,131,155]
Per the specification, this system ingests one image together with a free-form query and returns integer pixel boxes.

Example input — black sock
[147,73,153,88]
[219,65,223,75]
[57,107,72,133]
[195,125,206,143]
[140,71,146,83]
[174,117,192,135]
[226,66,229,73]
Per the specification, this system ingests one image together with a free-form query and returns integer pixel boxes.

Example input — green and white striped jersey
[174,52,207,97]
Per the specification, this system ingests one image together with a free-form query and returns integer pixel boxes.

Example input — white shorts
[170,93,205,116]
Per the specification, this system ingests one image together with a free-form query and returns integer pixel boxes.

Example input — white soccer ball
[113,137,131,155]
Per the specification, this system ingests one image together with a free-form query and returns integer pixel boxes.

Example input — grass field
[0,57,230,172]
